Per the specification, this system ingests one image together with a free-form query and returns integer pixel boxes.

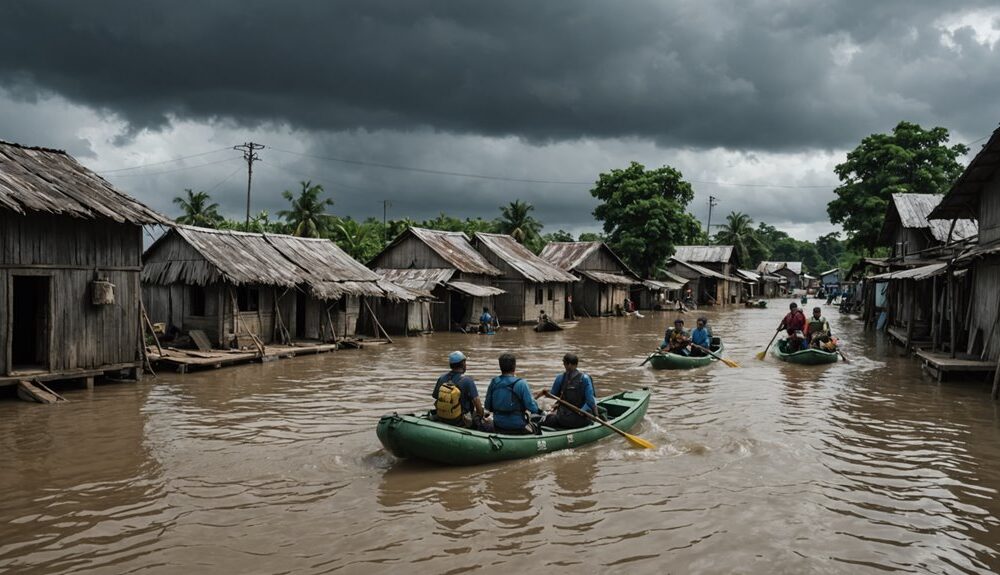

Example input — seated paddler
[660,318,691,355]
[432,351,491,431]
[690,317,712,355]
[534,353,601,429]
[484,353,543,435]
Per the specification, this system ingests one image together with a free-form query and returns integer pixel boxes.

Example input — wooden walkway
[148,341,364,373]
[915,350,996,382]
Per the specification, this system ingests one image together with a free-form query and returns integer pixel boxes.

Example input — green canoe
[773,339,839,365]
[376,389,651,466]
[648,338,724,370]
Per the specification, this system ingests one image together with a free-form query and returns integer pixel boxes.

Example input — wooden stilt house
[142,226,401,348]
[539,241,640,316]
[369,227,505,332]
[0,140,169,386]
[472,233,577,324]
[670,246,744,304]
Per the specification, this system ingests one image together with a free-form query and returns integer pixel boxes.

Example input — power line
[103,156,241,177]
[98,147,233,173]
[234,142,265,231]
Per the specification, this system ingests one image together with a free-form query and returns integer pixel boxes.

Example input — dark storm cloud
[1,0,998,151]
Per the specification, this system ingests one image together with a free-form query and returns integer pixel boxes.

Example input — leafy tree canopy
[712,211,766,268]
[591,161,701,277]
[278,180,334,237]
[827,121,968,254]
[173,189,224,228]
[577,232,605,242]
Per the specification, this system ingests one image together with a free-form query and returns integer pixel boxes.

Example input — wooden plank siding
[0,211,142,375]
[476,246,567,324]
[370,235,453,270]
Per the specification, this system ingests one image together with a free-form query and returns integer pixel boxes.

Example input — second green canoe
[773,339,839,364]
[648,337,724,370]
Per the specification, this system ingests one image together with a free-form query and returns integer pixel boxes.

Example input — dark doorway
[295,291,307,339]
[449,294,467,328]
[11,275,50,372]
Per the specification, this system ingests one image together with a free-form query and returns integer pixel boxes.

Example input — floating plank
[189,329,213,352]
[17,381,59,404]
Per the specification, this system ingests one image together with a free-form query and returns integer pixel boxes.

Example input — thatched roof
[474,233,578,283]
[0,140,169,225]
[880,193,977,244]
[672,245,735,263]
[143,226,407,300]
[375,267,505,298]
[377,227,501,276]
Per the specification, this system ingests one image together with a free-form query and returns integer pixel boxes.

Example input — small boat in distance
[773,339,839,364]
[648,337,724,370]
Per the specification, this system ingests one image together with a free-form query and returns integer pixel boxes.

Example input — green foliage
[218,210,288,234]
[172,189,224,228]
[577,232,605,242]
[496,200,544,249]
[277,180,335,237]
[542,230,575,243]
[827,121,968,254]
[330,216,384,262]
[712,211,766,268]
[591,161,701,277]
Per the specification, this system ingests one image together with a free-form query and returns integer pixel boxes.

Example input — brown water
[2,305,1000,574]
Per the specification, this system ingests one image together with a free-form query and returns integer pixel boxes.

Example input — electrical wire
[103,156,241,178]
[98,147,233,173]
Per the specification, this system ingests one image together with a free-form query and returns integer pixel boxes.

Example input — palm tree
[331,217,374,260]
[173,189,224,227]
[714,211,766,268]
[496,200,543,244]
[277,181,334,237]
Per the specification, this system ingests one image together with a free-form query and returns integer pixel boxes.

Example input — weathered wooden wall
[979,176,1000,245]
[970,258,1000,361]
[520,282,566,322]
[0,211,142,375]
[371,235,451,269]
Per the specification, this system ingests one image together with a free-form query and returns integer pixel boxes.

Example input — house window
[189,285,207,316]
[236,286,259,312]
[547,286,554,301]
[535,288,543,305]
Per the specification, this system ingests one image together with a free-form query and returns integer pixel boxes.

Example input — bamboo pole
[364,298,393,344]
[950,272,957,359]
[229,289,265,356]
[140,299,164,358]
[326,306,339,343]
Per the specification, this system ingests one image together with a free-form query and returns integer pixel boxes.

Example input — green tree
[591,161,702,277]
[713,211,766,268]
[278,180,334,237]
[542,230,575,243]
[172,189,224,227]
[577,232,605,242]
[331,217,383,261]
[496,200,543,245]
[827,121,968,253]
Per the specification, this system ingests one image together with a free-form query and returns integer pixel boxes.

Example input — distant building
[369,227,504,332]
[819,268,842,291]
[668,245,744,304]
[539,241,639,316]
[757,261,803,291]
[473,233,577,324]
[0,140,169,385]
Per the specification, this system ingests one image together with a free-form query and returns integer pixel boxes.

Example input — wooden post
[140,299,164,358]
[992,356,1000,400]
[364,298,393,344]
[905,281,915,353]
[950,271,957,359]
[229,288,265,356]
[931,276,938,348]
[326,306,339,343]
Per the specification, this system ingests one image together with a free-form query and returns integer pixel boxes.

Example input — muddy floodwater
[2,305,1000,574]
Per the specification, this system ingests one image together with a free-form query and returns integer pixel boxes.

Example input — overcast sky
[1,1,998,240]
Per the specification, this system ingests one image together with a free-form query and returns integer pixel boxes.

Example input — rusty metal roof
[930,126,1000,220]
[670,259,742,282]
[0,140,169,224]
[403,227,502,275]
[881,193,977,244]
[474,233,578,283]
[375,268,454,293]
[757,261,803,275]
[539,241,639,279]
[672,245,735,263]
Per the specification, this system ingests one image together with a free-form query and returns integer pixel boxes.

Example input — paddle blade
[755,351,767,361]
[624,432,655,449]
[722,358,741,368]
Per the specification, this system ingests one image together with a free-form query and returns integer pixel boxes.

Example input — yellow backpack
[435,379,463,421]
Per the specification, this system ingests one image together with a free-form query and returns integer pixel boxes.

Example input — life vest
[489,377,525,414]
[555,371,590,428]
[807,316,827,334]
[435,373,464,421]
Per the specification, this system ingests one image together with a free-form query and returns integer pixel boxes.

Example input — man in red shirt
[779,302,807,351]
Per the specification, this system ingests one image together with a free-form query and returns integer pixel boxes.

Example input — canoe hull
[376,390,650,466]
[773,340,839,364]
[649,340,724,370]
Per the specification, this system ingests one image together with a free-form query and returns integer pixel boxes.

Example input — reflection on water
[1,304,1000,573]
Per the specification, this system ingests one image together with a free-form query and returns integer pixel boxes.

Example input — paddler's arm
[472,396,485,419]
[582,374,597,414]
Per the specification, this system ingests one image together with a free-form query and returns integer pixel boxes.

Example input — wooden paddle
[543,390,654,449]
[639,350,661,367]
[756,325,783,360]
[836,348,850,363]
[691,343,740,368]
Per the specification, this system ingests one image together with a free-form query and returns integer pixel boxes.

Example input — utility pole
[234,142,264,231]
[383,200,391,243]
[706,195,719,237]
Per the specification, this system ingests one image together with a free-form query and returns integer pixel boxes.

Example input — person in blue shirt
[484,353,542,435]
[536,353,599,429]
[479,307,496,334]
[432,351,490,430]
[690,317,712,355]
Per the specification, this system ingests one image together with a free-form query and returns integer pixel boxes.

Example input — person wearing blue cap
[485,353,543,435]
[432,351,489,430]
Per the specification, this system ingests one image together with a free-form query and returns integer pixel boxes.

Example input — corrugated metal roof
[643,279,686,291]
[408,227,502,276]
[447,281,506,297]
[869,262,947,281]
[538,241,639,278]
[266,234,380,282]
[736,269,760,282]
[0,140,169,225]
[577,270,638,285]
[672,245,734,263]
[375,268,455,292]
[670,259,742,281]
[474,233,578,283]
[930,126,1000,220]
[820,268,841,277]
[661,270,689,284]
[757,261,803,274]
[883,193,977,243]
